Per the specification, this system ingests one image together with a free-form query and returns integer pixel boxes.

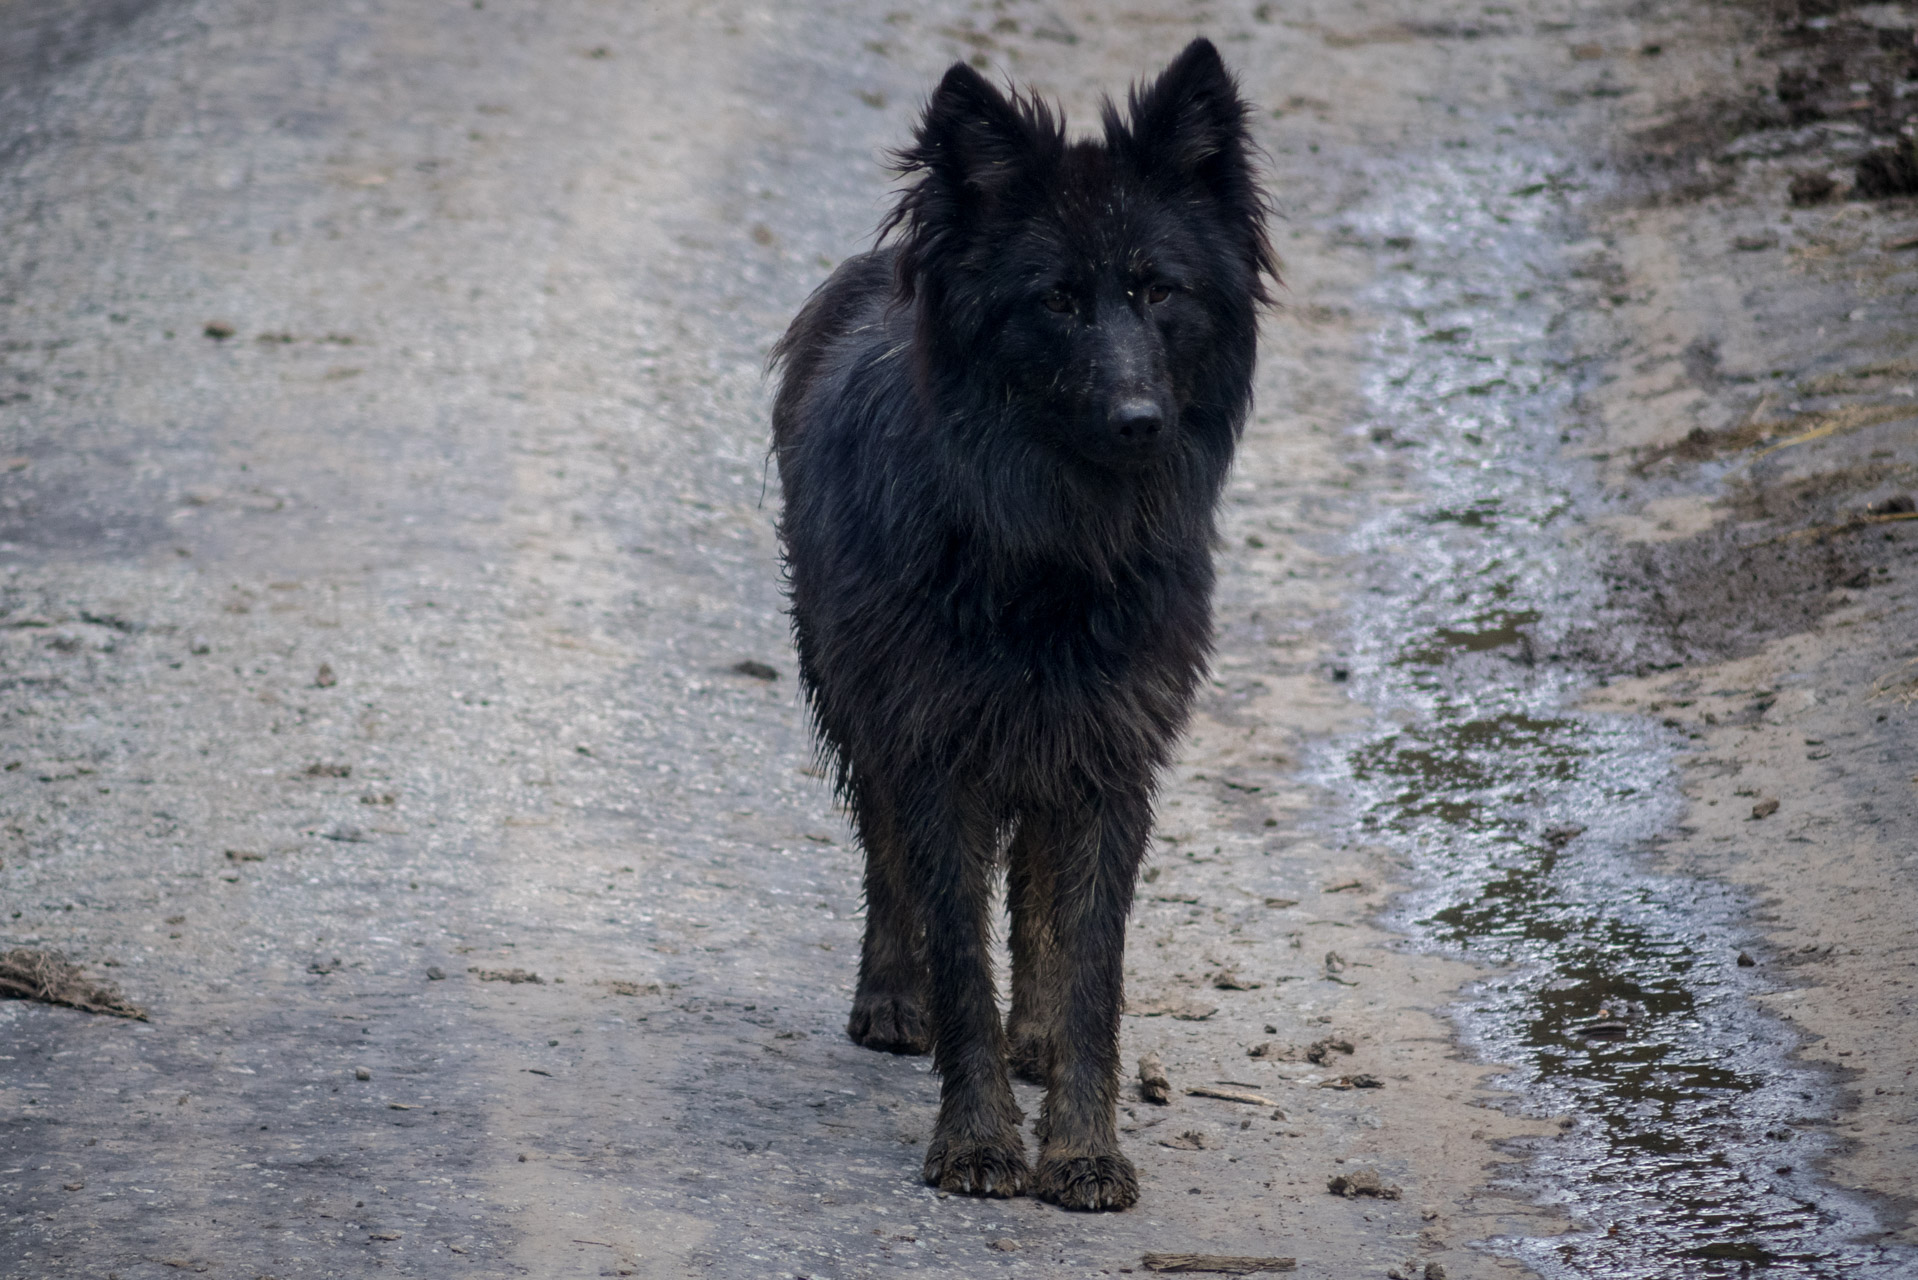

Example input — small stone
[188,636,211,655]
[426,966,445,980]
[354,1067,371,1081]
[1426,1264,1448,1280]
[1737,951,1756,968]
[991,1238,1019,1252]
[204,321,236,339]
[1732,233,1777,252]
[732,659,778,681]
[1751,798,1779,820]
[315,663,337,688]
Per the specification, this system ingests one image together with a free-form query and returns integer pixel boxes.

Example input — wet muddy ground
[2,2,1915,1278]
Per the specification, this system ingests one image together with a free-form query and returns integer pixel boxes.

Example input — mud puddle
[1319,135,1911,1277]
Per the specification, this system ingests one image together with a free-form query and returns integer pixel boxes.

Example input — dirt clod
[1305,1037,1354,1064]
[1327,1168,1401,1199]
[1788,172,1836,206]
[1854,138,1918,199]
[1140,1052,1172,1104]
[469,967,543,984]
[1132,998,1219,1020]
[0,948,146,1019]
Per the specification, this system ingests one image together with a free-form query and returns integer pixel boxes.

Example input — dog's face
[886,39,1276,473]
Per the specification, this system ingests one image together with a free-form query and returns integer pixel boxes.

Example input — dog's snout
[1110,399,1165,441]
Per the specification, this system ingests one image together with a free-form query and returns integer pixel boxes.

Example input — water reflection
[1319,143,1910,1278]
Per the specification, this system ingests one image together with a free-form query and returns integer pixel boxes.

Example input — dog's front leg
[1030,791,1149,1211]
[847,786,931,1054]
[905,785,1029,1197]
[1006,819,1061,1085]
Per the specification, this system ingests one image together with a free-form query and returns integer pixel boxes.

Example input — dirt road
[2,2,1914,1278]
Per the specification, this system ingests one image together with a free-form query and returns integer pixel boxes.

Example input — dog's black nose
[1111,400,1164,441]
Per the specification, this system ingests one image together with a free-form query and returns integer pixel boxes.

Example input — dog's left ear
[1111,39,1276,292]
[1112,38,1254,200]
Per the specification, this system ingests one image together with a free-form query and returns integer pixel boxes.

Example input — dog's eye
[1042,290,1073,314]
[1146,284,1172,305]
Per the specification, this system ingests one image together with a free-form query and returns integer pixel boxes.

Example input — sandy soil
[1572,0,1918,1244]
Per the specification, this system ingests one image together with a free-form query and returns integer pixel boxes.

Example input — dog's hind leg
[1006,819,1059,1087]
[847,785,931,1054]
[905,783,1030,1197]
[1030,790,1150,1212]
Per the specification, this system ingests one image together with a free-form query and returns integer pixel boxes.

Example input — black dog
[770,38,1275,1211]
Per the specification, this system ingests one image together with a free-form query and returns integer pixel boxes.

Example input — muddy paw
[1033,1151,1138,1212]
[922,1134,1030,1198]
[847,990,929,1054]
[1007,1031,1051,1085]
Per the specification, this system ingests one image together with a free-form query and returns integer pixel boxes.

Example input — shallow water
[1320,136,1914,1278]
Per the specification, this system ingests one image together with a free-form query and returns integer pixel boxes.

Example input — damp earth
[3,2,1915,1279]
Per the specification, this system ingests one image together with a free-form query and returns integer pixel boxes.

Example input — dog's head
[884,39,1277,473]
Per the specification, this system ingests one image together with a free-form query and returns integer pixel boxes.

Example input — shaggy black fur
[770,38,1276,1211]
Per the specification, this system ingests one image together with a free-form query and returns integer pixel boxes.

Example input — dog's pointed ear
[1111,39,1277,296]
[885,63,1061,295]
[916,63,1033,201]
[895,62,1054,225]
[1114,38,1252,196]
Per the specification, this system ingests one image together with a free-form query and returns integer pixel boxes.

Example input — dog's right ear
[913,63,1038,208]
[883,64,1059,291]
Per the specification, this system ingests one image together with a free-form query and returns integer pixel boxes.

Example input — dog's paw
[847,991,929,1054]
[1007,1031,1051,1085]
[1033,1151,1139,1212]
[922,1134,1030,1198]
